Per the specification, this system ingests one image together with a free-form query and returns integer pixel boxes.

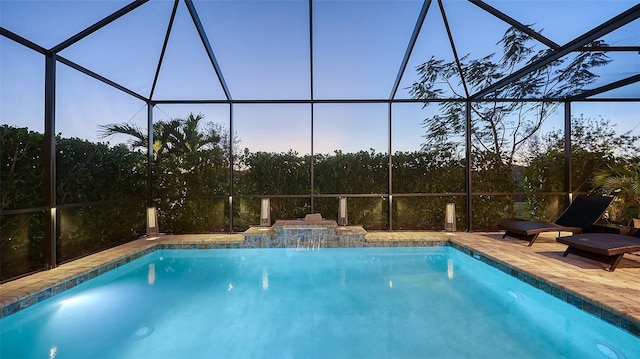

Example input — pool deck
[1,231,639,337]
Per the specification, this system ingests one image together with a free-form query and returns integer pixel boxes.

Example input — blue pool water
[1,247,638,358]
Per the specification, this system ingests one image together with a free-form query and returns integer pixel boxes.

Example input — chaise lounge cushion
[556,232,640,256]
[552,195,616,231]
[499,219,581,237]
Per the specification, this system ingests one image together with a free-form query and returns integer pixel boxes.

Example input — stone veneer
[244,222,368,248]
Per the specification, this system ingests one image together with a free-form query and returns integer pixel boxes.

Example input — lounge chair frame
[500,195,614,246]
[557,231,640,272]
[500,219,581,246]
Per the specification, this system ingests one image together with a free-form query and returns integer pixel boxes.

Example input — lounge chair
[499,195,614,246]
[556,229,640,271]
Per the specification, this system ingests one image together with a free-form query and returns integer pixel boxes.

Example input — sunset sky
[1,0,638,154]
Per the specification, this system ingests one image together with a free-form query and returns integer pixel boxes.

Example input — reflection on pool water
[1,247,638,358]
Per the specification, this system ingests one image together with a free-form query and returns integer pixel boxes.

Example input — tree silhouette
[409,26,611,166]
[100,113,230,233]
[99,112,222,160]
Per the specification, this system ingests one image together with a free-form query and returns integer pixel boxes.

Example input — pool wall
[1,234,638,339]
[449,242,640,338]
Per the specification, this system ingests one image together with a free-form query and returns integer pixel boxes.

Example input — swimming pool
[1,247,638,358]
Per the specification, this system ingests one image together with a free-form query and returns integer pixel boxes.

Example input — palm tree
[169,113,221,154]
[99,113,220,160]
[593,162,640,225]
[99,113,231,233]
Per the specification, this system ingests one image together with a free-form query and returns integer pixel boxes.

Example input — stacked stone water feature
[243,213,366,248]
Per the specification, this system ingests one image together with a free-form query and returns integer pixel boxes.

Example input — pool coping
[1,234,638,339]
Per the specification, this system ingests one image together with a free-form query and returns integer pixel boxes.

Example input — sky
[1,0,638,155]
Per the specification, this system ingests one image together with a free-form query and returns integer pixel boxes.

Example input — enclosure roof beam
[389,0,432,100]
[439,0,469,97]
[469,0,560,50]
[57,55,149,102]
[0,27,48,54]
[51,0,148,53]
[470,4,640,100]
[150,0,179,100]
[184,0,232,101]
[569,73,640,100]
[577,46,640,52]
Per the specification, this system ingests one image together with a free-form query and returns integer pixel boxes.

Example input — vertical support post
[465,101,472,232]
[564,101,573,203]
[43,52,57,269]
[229,103,234,232]
[309,0,315,213]
[388,102,393,231]
[147,103,154,209]
[310,102,315,213]
[146,103,158,236]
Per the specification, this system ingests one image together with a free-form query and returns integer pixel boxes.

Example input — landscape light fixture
[338,197,348,226]
[260,198,271,227]
[445,203,456,232]
[146,207,159,236]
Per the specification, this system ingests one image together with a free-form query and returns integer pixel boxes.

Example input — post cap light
[338,197,348,226]
[260,198,271,227]
[146,207,159,236]
[445,203,456,232]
